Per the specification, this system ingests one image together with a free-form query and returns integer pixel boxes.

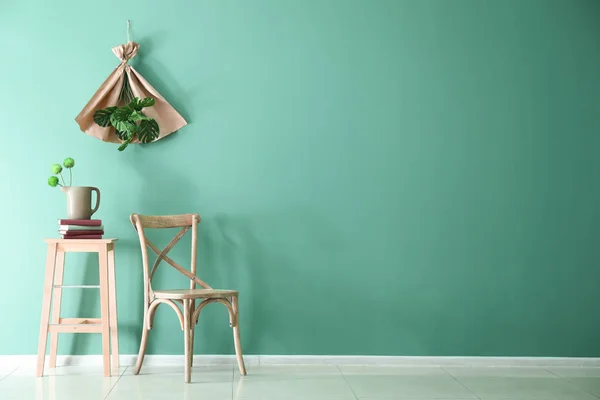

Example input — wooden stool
[36,239,119,377]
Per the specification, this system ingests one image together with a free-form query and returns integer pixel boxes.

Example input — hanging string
[126,20,131,43]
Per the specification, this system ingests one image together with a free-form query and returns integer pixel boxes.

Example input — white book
[59,225,104,231]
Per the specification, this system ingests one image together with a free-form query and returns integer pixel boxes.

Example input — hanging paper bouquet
[74,26,187,151]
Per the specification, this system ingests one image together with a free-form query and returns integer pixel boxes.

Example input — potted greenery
[93,97,159,151]
[48,157,75,188]
[48,158,100,220]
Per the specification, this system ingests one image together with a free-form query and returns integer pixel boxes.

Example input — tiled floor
[1,364,600,399]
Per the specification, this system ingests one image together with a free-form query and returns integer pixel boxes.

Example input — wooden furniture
[37,239,119,377]
[130,213,246,383]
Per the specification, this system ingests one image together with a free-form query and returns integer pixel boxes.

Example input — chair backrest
[130,213,212,302]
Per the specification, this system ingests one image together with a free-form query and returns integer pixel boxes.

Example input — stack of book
[58,219,104,239]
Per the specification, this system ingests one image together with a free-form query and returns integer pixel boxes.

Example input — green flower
[48,176,60,187]
[63,158,75,168]
[51,164,62,174]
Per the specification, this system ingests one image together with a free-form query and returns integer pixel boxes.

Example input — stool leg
[98,246,111,377]
[49,250,65,368]
[37,243,58,377]
[108,245,119,370]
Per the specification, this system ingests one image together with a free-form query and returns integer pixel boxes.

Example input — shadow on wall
[194,213,265,353]
[115,145,355,355]
[197,210,350,355]
[117,146,201,354]
[117,147,451,356]
[199,210,497,356]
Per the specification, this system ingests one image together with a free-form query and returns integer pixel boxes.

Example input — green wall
[1,0,600,357]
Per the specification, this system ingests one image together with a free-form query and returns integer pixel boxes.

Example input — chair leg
[231,296,247,376]
[134,312,150,375]
[183,299,192,383]
[189,326,195,368]
[189,300,195,367]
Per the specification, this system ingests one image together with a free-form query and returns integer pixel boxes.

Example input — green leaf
[130,110,151,122]
[110,107,135,133]
[129,97,155,110]
[139,97,155,108]
[111,106,132,122]
[116,130,133,151]
[128,97,142,111]
[93,106,117,127]
[137,119,159,143]
[118,138,132,151]
[113,120,136,134]
[114,129,132,141]
[128,97,154,110]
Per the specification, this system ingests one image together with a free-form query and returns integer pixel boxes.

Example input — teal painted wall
[1,0,600,357]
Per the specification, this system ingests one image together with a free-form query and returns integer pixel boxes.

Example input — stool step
[49,324,102,333]
[53,285,101,289]
[59,318,102,325]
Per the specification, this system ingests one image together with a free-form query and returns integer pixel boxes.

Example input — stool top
[44,238,118,244]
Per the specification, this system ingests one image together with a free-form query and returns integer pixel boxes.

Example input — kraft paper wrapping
[75,42,187,144]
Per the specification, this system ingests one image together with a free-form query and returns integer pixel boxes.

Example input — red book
[60,230,105,236]
[62,235,103,239]
[57,219,102,226]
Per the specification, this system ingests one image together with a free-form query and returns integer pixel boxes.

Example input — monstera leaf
[92,97,159,152]
[129,97,155,111]
[93,106,117,127]
[110,107,134,132]
[114,129,129,141]
[137,119,159,143]
[139,97,155,107]
[130,110,152,122]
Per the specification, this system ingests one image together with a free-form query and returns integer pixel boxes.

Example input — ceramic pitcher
[60,186,100,220]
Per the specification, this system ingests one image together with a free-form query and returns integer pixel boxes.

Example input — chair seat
[153,288,238,300]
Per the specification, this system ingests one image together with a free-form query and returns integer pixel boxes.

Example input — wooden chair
[130,213,247,383]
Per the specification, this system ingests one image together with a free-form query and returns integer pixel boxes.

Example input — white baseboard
[257,355,600,367]
[2,355,600,370]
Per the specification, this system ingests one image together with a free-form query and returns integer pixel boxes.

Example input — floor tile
[120,364,233,377]
[0,368,122,400]
[545,366,600,397]
[9,365,127,377]
[445,366,556,378]
[345,375,477,399]
[4,363,600,399]
[0,366,17,381]
[107,365,234,400]
[341,366,449,376]
[340,366,476,399]
[549,367,600,378]
[559,377,600,397]
[232,365,355,399]
[238,365,343,376]
[454,376,598,399]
